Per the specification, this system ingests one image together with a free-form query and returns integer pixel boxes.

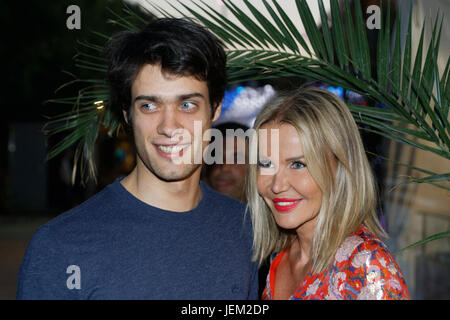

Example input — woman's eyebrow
[285,155,305,161]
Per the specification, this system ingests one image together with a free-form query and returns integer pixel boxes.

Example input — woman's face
[257,122,323,232]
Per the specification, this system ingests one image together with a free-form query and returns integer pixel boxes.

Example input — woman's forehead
[257,123,304,159]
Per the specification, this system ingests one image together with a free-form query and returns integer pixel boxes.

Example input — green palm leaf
[395,230,450,254]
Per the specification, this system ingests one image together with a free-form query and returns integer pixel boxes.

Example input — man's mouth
[154,144,190,159]
[157,145,186,153]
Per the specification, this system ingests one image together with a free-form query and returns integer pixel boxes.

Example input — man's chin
[152,165,200,182]
[136,152,201,182]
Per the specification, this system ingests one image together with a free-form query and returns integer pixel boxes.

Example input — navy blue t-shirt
[16,179,258,299]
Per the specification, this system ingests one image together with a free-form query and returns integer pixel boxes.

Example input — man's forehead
[132,64,208,92]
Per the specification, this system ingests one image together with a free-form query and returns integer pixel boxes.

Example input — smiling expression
[127,64,221,182]
[257,122,323,231]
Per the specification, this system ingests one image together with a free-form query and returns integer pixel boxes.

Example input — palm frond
[366,151,450,193]
[395,230,450,254]
[203,0,450,161]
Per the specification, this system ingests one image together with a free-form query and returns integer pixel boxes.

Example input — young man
[17,18,258,299]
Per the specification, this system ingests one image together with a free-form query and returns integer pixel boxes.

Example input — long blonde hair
[246,86,387,273]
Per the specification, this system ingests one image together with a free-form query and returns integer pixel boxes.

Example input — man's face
[208,136,248,201]
[126,64,221,182]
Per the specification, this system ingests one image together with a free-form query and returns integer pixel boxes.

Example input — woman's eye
[181,101,196,111]
[257,159,273,168]
[291,161,306,169]
[141,103,156,111]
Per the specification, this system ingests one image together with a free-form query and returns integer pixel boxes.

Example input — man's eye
[291,161,306,169]
[181,101,196,111]
[257,159,273,168]
[141,103,156,111]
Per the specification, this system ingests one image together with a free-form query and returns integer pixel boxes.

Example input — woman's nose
[270,169,289,194]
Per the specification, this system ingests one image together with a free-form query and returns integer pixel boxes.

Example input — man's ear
[123,109,129,124]
[212,102,222,122]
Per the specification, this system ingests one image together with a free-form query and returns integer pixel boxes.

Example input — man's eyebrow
[133,93,206,104]
[178,93,206,101]
[133,95,162,104]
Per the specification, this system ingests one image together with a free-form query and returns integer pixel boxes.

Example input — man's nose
[157,107,182,138]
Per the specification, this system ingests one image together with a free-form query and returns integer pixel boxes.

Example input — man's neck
[120,164,203,213]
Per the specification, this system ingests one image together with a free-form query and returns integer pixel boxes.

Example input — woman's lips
[272,198,302,212]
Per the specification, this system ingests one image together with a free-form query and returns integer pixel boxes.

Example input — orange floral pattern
[262,225,410,300]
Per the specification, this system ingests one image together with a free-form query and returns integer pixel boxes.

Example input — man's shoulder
[202,181,245,205]
[202,182,247,211]
[38,181,121,235]
[201,183,251,237]
[16,182,119,300]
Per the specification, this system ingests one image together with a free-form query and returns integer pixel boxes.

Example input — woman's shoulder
[332,225,410,299]
[334,225,387,263]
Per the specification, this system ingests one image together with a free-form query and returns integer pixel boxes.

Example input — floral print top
[262,225,410,300]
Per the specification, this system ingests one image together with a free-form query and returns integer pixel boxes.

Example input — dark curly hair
[105,18,227,124]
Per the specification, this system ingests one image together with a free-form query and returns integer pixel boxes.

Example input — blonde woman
[247,86,410,300]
